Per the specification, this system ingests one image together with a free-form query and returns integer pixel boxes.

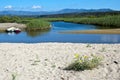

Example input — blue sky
[0,0,119,11]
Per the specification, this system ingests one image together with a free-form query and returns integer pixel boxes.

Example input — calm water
[0,21,120,43]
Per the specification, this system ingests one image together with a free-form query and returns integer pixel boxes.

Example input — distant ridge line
[0,8,115,16]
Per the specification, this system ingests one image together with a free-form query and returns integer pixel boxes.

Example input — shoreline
[0,42,120,44]
[60,29,120,34]
[0,43,120,80]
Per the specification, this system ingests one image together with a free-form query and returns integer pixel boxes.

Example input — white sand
[0,23,26,31]
[0,43,120,80]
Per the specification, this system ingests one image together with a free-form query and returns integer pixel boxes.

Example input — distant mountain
[0,11,49,16]
[57,9,113,13]
[0,8,114,16]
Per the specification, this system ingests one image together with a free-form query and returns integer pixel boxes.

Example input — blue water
[0,21,120,43]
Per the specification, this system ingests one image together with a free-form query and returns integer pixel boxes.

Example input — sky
[0,0,119,11]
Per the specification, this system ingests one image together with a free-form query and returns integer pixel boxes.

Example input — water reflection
[0,31,21,36]
[0,29,51,37]
[26,29,51,37]
[7,32,16,36]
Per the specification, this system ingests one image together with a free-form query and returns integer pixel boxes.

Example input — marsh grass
[44,15,120,28]
[26,20,50,31]
[64,54,103,71]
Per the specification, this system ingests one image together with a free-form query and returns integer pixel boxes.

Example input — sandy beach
[0,43,120,80]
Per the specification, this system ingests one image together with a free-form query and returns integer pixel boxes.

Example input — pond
[0,21,120,43]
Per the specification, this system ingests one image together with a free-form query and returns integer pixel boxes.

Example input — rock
[114,61,118,64]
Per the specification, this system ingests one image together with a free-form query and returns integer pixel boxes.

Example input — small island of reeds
[26,20,51,31]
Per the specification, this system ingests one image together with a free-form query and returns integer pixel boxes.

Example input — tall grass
[26,20,51,31]
[43,15,120,28]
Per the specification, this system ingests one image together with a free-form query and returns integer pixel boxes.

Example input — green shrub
[64,54,103,71]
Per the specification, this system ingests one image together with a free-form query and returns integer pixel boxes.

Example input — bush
[64,54,103,71]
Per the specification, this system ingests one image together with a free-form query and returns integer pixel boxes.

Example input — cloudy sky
[0,0,119,11]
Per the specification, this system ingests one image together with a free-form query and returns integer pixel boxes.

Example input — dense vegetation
[40,11,120,18]
[43,15,120,28]
[0,16,21,23]
[0,16,51,31]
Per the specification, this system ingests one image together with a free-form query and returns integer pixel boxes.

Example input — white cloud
[32,5,42,9]
[4,5,13,9]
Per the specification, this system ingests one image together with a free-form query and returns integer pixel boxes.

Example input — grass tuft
[64,53,103,71]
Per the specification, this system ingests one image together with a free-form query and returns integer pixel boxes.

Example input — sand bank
[0,23,26,31]
[0,43,120,80]
[60,29,120,34]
